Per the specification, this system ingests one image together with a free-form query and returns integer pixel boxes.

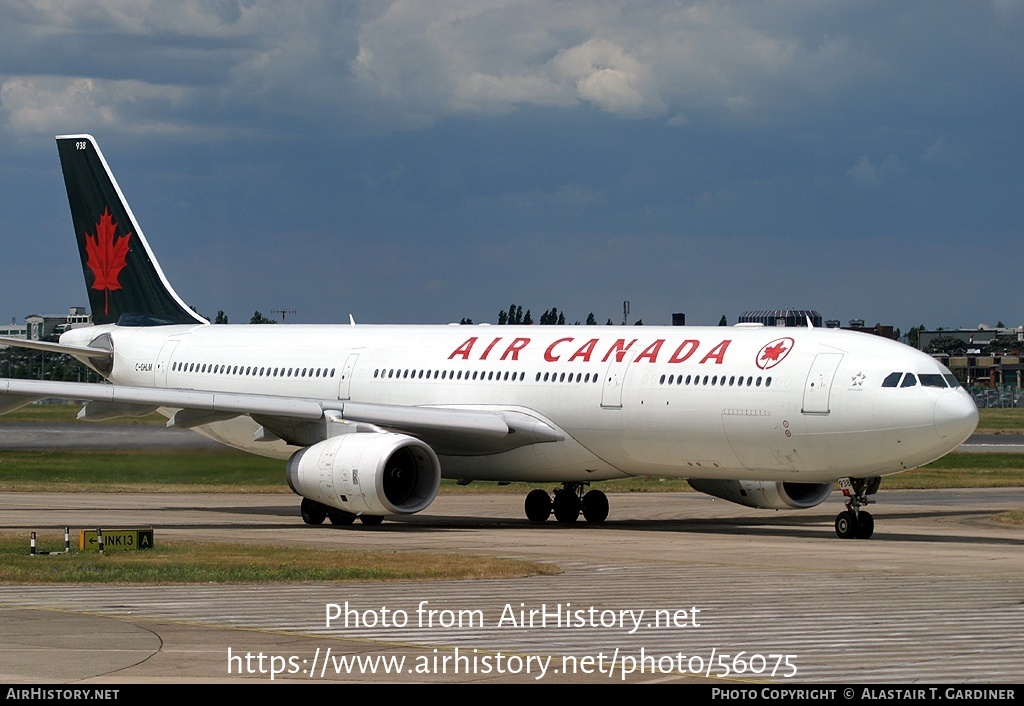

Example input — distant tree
[988,335,1020,355]
[925,336,967,356]
[505,304,523,325]
[586,313,597,325]
[997,321,1006,328]
[523,309,533,325]
[633,319,644,326]
[718,315,727,326]
[460,317,474,325]
[606,318,614,325]
[539,307,567,325]
[497,310,508,325]
[250,311,277,324]
[214,310,228,324]
[0,346,98,382]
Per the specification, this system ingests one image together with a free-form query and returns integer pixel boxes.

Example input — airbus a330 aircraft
[0,135,979,539]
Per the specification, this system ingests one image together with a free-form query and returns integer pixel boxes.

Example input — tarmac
[1,488,1022,684]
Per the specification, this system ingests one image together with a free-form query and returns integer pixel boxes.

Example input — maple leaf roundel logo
[84,207,132,315]
[755,337,794,370]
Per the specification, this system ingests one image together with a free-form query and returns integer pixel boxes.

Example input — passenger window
[900,373,917,388]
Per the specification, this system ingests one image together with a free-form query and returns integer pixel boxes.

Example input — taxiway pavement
[1,489,1022,684]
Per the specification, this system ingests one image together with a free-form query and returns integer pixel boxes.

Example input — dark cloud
[1,1,1021,332]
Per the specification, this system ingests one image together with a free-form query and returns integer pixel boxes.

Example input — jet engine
[286,432,440,516]
[688,479,833,510]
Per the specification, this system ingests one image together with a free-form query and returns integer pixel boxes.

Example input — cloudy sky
[1,1,1021,332]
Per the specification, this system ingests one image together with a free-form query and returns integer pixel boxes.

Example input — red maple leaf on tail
[84,208,132,315]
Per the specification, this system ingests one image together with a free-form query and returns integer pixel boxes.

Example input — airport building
[738,309,823,328]
[0,323,27,339]
[918,326,1024,389]
[20,307,92,342]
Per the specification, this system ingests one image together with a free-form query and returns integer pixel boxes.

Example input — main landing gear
[834,477,880,539]
[524,483,609,524]
[300,498,383,527]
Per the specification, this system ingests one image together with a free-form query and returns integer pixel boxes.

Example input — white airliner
[0,135,978,538]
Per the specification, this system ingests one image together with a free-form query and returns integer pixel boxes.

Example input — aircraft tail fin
[55,135,207,326]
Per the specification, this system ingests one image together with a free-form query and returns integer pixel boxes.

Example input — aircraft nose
[934,391,979,442]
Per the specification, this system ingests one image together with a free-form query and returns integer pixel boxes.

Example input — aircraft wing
[0,378,560,453]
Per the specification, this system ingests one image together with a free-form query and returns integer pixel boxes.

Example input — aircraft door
[802,352,843,414]
[601,351,637,408]
[154,341,179,388]
[337,353,359,400]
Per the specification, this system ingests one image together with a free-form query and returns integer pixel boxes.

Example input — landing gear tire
[552,489,581,523]
[835,511,856,539]
[854,511,874,539]
[360,515,384,526]
[327,509,356,526]
[835,476,881,539]
[525,489,552,523]
[582,490,609,524]
[300,498,327,526]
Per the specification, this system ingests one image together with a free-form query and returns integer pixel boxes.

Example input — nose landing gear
[835,477,880,539]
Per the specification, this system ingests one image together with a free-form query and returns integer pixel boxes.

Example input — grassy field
[994,511,1024,526]
[1,449,1022,493]
[0,448,286,492]
[974,407,1024,433]
[0,532,558,584]
[0,403,166,425]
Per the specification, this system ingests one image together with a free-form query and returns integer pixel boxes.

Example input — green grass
[0,448,287,492]
[0,532,559,584]
[0,403,166,425]
[2,450,1023,493]
[993,511,1024,527]
[976,408,1024,433]
[881,453,1024,489]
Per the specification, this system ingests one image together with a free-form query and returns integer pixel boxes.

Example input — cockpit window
[882,372,902,388]
[919,374,947,388]
[900,373,917,388]
[943,374,960,388]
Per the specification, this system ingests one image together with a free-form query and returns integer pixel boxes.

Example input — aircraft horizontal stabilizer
[0,336,113,360]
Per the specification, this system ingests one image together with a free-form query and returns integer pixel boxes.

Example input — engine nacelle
[688,479,833,510]
[286,432,440,516]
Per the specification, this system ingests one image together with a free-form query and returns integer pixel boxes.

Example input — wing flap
[0,379,324,420]
[0,378,513,442]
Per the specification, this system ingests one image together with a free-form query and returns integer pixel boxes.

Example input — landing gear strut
[835,477,880,539]
[524,483,608,524]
